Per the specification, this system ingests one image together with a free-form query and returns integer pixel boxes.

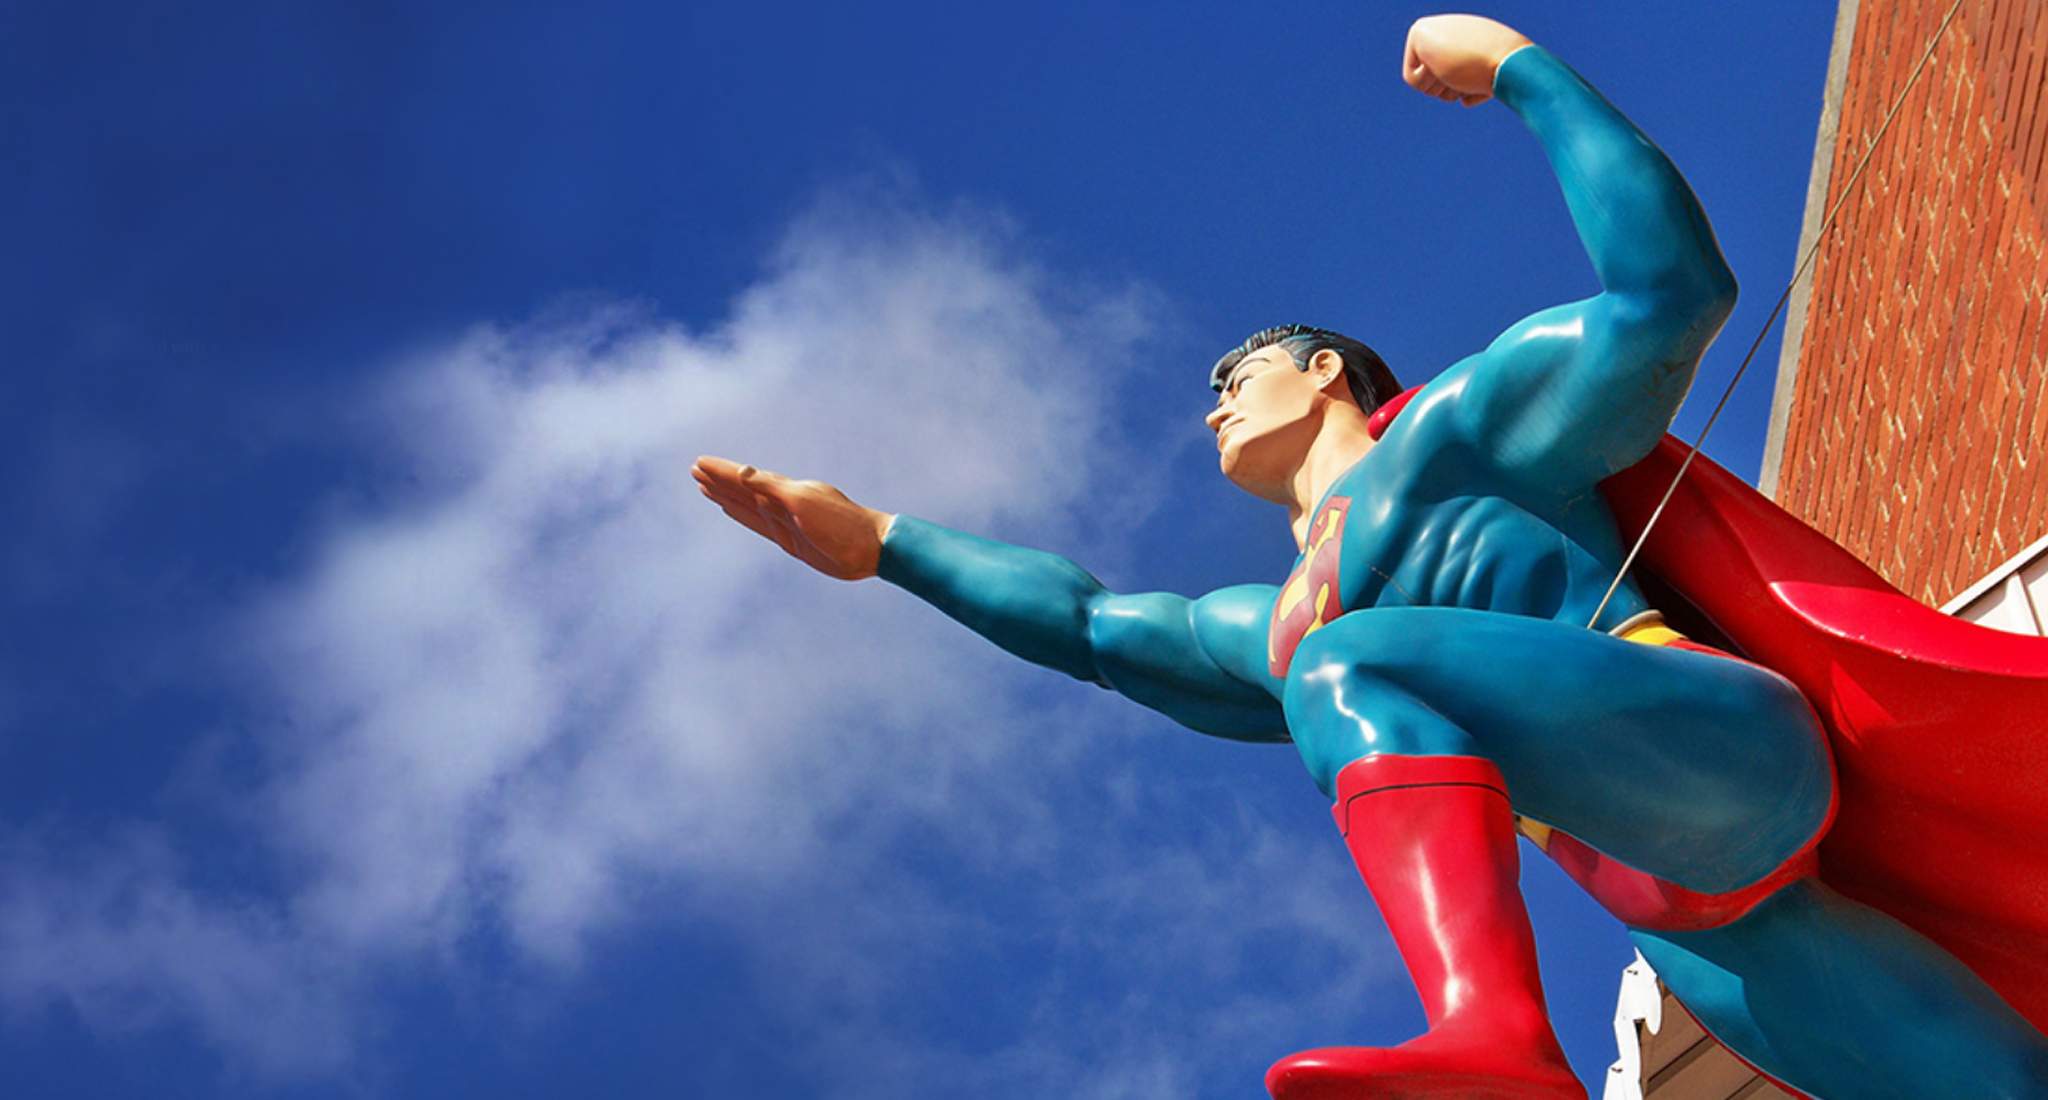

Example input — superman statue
[694,15,2048,1099]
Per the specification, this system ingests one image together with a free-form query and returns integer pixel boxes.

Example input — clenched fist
[1403,15,1534,107]
[692,456,893,581]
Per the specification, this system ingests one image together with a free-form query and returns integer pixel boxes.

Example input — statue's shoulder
[1191,583,1283,685]
[1349,365,1484,501]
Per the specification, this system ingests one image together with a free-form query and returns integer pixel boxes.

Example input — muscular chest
[1265,483,1621,678]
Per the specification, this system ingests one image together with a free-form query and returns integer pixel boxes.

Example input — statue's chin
[1218,437,1294,502]
[1217,447,1246,486]
[1217,461,1270,502]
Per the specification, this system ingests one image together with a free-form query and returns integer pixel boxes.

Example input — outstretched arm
[692,457,1286,741]
[1404,17,1738,490]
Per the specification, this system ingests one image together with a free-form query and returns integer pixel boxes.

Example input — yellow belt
[1611,608,1684,647]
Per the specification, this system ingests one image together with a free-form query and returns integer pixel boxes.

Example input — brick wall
[1767,0,2048,606]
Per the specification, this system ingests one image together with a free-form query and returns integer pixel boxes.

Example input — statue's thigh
[1284,608,1834,893]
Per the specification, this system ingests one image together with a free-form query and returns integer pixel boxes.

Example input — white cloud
[233,191,1156,961]
[0,189,1405,1094]
[0,829,351,1078]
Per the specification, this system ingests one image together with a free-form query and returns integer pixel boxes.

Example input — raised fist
[1403,15,1533,107]
[692,456,892,581]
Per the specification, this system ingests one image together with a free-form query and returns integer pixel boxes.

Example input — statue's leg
[1283,607,1833,896]
[1632,880,2048,1100]
[1277,608,2044,1099]
[1266,622,1586,1099]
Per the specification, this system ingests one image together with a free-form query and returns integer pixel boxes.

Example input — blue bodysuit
[872,47,2048,1100]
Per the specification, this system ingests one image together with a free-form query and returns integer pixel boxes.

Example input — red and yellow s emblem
[1268,496,1349,677]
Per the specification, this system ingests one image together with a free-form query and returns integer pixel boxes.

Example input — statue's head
[1206,325,1401,501]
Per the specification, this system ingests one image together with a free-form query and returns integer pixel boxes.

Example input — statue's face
[1205,345,1343,503]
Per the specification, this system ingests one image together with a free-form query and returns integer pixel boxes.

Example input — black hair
[1209,324,1402,413]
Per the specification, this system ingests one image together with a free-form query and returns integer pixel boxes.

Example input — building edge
[1758,0,1860,498]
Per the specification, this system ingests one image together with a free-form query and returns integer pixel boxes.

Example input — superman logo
[1268,496,1349,678]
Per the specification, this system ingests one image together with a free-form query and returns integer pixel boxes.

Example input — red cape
[1599,437,2048,1035]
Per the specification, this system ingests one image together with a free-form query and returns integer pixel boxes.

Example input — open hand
[1403,15,1533,107]
[692,456,892,581]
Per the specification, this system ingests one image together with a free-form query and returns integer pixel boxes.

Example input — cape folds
[1599,436,2048,1035]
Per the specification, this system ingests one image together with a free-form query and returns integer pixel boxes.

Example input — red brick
[1779,2,2048,599]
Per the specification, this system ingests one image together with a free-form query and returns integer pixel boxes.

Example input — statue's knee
[1282,629,1417,737]
[1282,633,1380,718]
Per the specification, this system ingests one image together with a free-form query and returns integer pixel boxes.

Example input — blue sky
[2,3,1839,1097]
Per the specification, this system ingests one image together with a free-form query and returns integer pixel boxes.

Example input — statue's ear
[1307,348,1348,396]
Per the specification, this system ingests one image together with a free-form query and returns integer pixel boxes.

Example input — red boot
[1266,755,1584,1100]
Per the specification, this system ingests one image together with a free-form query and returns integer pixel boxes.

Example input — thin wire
[1585,0,1968,631]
